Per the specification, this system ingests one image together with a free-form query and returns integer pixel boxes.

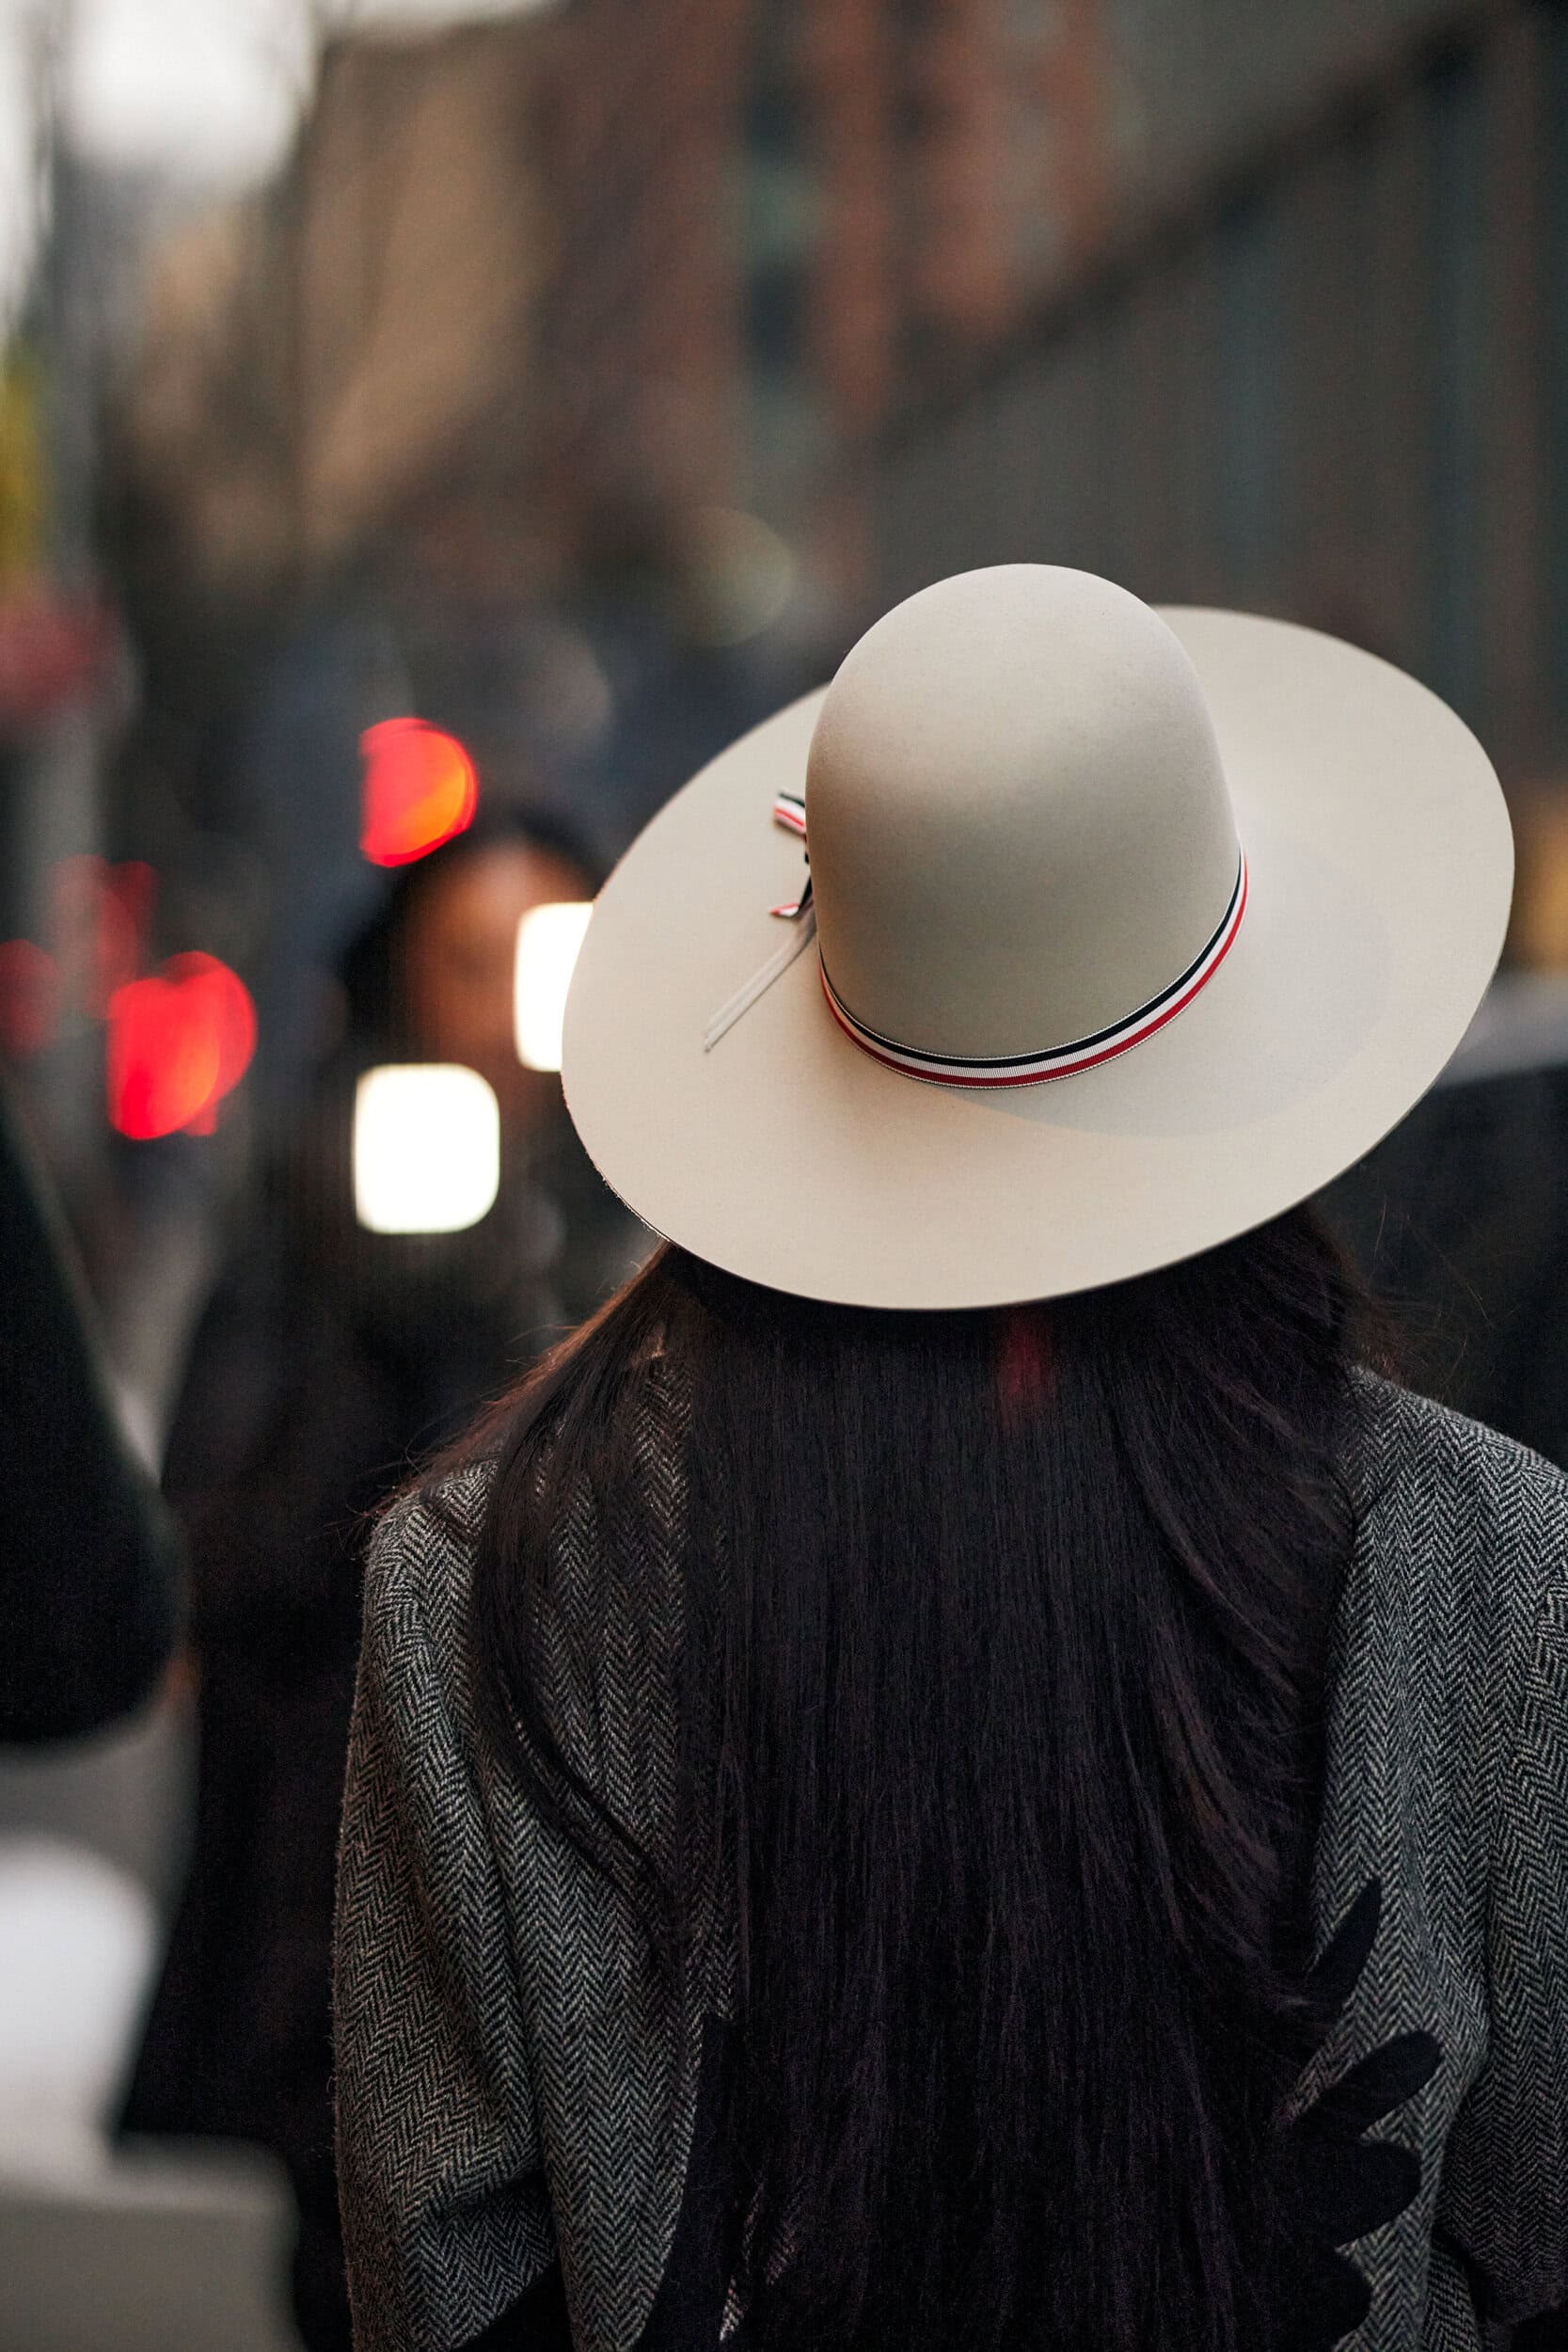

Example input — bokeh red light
[106,952,257,1140]
[359,719,478,866]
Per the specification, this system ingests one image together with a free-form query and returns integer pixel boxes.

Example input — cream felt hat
[562,565,1513,1309]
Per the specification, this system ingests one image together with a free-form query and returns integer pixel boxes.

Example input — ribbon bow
[768,791,811,919]
[703,791,817,1051]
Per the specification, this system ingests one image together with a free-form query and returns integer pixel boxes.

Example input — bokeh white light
[0,8,51,339]
[62,0,569,190]
[354,1063,499,1233]
[0,1835,158,2153]
[0,0,573,339]
[687,507,799,646]
[515,900,592,1073]
[64,0,312,187]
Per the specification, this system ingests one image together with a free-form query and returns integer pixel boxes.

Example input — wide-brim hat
[562,566,1512,1309]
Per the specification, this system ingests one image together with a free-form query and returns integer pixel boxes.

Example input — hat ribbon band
[820,849,1247,1089]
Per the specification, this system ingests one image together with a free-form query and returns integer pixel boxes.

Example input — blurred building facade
[800,0,1110,438]
[121,17,547,613]
[851,0,1568,845]
[528,0,752,520]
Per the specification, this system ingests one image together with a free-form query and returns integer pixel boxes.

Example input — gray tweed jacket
[334,1373,1568,2352]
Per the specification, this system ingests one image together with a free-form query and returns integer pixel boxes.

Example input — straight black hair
[454,1205,1367,2348]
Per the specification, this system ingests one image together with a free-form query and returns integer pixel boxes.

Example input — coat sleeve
[334,1493,557,2351]
[1439,1571,1568,2328]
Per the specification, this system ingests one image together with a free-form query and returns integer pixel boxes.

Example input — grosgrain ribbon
[704,793,1248,1084]
[819,850,1247,1087]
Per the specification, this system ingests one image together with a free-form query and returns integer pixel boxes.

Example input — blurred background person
[118,804,643,2352]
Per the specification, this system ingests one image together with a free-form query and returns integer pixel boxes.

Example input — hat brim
[562,608,1513,1309]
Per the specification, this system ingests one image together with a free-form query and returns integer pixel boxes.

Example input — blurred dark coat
[119,1095,641,2351]
[0,1082,181,1742]
[1321,1062,1568,1473]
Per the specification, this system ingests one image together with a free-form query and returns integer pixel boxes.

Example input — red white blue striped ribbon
[819,850,1247,1088]
[705,787,1246,1083]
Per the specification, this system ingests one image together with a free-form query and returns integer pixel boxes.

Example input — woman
[122,807,641,2351]
[335,569,1567,2349]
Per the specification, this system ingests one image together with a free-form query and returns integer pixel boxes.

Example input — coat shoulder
[363,1463,496,1652]
[1350,1370,1568,1642]
[1354,1371,1568,1534]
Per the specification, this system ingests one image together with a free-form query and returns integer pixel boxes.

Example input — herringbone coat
[334,1374,1568,2351]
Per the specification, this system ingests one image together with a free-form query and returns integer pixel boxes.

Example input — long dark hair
[456,1205,1368,2349]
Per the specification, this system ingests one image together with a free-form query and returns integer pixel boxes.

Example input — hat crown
[805,565,1242,1059]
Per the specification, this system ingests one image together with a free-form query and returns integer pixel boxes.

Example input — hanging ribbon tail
[705,786,815,1049]
[770,794,811,914]
[704,904,818,1052]
[769,874,814,921]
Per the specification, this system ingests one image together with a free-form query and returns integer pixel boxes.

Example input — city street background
[1,3,1564,2344]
